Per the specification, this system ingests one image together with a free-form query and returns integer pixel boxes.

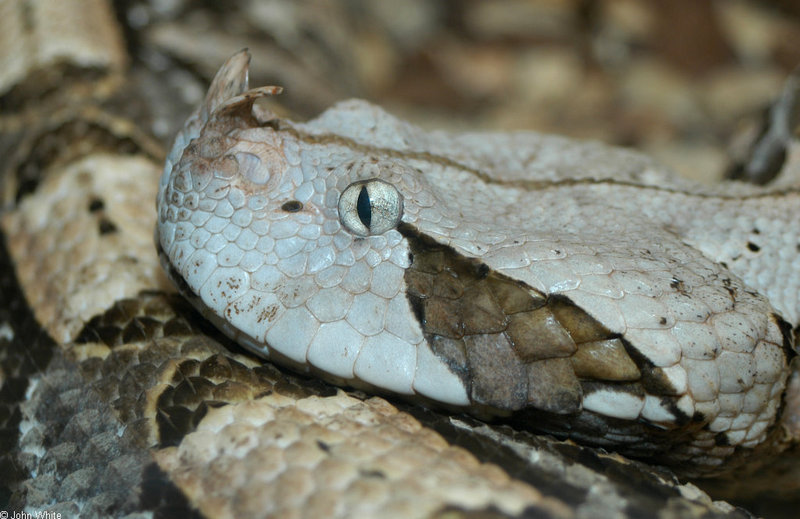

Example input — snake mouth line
[154,228,199,304]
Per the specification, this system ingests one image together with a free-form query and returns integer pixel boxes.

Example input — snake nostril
[281,200,303,212]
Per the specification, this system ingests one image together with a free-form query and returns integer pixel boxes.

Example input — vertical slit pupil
[357,185,372,229]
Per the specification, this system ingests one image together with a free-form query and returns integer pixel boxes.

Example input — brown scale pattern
[155,354,277,446]
[54,297,568,517]
[73,293,199,347]
[402,227,648,414]
[69,292,333,449]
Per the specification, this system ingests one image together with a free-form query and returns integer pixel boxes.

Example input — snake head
[155,52,445,399]
[157,53,795,477]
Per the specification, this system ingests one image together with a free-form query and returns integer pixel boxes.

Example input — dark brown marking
[405,268,433,298]
[421,297,464,339]
[771,313,797,360]
[88,197,105,212]
[490,277,546,314]
[98,217,118,235]
[429,335,468,378]
[526,358,582,413]
[74,293,203,347]
[461,284,507,334]
[548,295,611,344]
[581,380,645,399]
[281,200,303,212]
[571,339,641,382]
[506,308,576,362]
[464,333,528,410]
[432,271,465,299]
[617,336,681,396]
[399,224,653,417]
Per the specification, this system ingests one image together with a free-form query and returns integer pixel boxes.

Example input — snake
[3,2,800,517]
[157,50,798,479]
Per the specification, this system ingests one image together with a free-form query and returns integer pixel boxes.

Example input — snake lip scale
[157,50,799,478]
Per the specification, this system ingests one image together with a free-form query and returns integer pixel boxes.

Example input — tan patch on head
[401,225,645,414]
[571,339,641,382]
[463,333,528,409]
[526,358,582,413]
[506,307,576,362]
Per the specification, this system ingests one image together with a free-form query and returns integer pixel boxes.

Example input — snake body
[4,2,800,516]
[157,52,798,477]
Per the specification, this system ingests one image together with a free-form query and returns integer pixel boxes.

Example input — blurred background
[116,0,800,184]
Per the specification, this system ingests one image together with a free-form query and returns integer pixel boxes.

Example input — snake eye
[338,179,403,236]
